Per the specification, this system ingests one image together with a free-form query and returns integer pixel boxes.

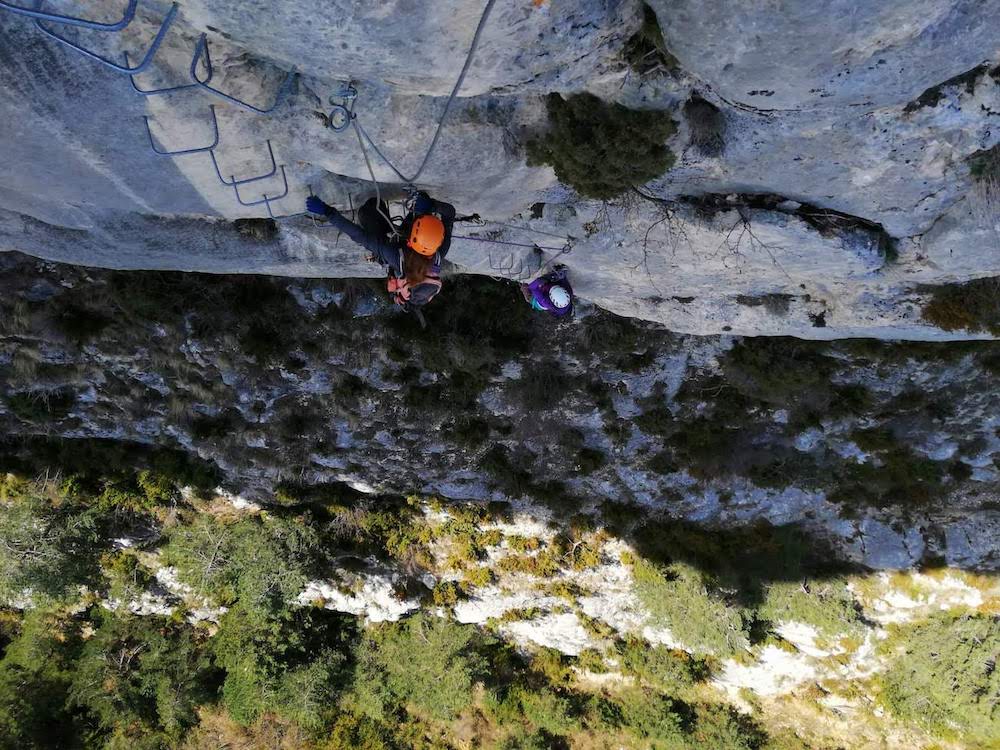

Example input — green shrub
[527,93,677,200]
[968,143,1000,180]
[508,535,542,554]
[0,436,220,495]
[721,338,838,414]
[627,520,858,654]
[322,710,398,750]
[646,450,678,475]
[496,728,566,750]
[635,396,674,437]
[163,514,320,612]
[213,603,352,729]
[623,3,678,75]
[616,637,710,692]
[575,648,607,674]
[190,409,242,442]
[850,427,897,453]
[0,610,82,748]
[5,388,76,423]
[879,612,1000,745]
[432,581,461,608]
[684,94,726,157]
[51,301,112,343]
[668,417,743,479]
[511,686,581,735]
[632,558,750,656]
[68,612,216,746]
[351,614,491,722]
[688,702,769,750]
[479,445,532,498]
[826,447,946,508]
[921,277,1000,335]
[614,688,688,746]
[101,550,154,607]
[326,498,434,569]
[759,580,862,638]
[513,359,572,410]
[463,566,495,589]
[530,647,574,686]
[0,487,102,602]
[577,447,608,474]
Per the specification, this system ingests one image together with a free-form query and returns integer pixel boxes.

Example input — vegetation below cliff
[1,254,999,748]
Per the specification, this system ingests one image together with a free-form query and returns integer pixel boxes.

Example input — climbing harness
[33,1,179,75]
[143,104,219,156]
[189,33,297,115]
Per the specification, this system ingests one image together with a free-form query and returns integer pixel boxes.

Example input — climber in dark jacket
[307,192,456,308]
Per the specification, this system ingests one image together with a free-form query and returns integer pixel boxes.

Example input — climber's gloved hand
[412,192,434,216]
[306,196,335,216]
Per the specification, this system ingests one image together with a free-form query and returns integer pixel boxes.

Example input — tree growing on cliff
[879,612,1000,745]
[527,93,676,200]
[0,480,102,603]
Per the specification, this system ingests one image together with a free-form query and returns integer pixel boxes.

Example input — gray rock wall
[1,0,999,339]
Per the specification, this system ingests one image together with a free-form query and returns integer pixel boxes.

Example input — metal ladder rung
[210,140,278,187]
[232,164,289,207]
[127,50,211,95]
[260,184,318,222]
[190,33,296,115]
[0,0,136,31]
[144,104,220,156]
[34,1,178,75]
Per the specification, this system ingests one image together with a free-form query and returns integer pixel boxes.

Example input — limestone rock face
[650,0,1000,111]
[1,0,999,339]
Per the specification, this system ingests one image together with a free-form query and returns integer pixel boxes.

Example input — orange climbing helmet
[407,214,446,257]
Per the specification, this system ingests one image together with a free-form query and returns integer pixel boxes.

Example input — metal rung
[144,105,220,156]
[0,0,136,30]
[127,50,211,95]
[34,2,179,75]
[210,140,278,187]
[232,164,289,207]
[263,184,317,222]
[190,33,296,115]
[264,202,312,221]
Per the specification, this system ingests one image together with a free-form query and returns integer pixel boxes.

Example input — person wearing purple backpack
[521,266,574,317]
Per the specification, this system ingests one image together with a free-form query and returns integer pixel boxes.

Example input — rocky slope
[2,253,998,570]
[2,0,1000,338]
[3,252,1000,747]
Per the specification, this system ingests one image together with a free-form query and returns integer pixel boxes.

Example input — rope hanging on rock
[349,0,499,188]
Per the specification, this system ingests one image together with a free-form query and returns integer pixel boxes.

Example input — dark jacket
[325,198,457,278]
